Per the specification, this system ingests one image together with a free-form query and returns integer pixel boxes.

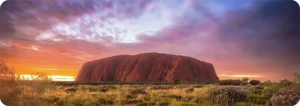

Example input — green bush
[249,80,260,85]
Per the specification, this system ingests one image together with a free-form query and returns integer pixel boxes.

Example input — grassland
[1,76,300,106]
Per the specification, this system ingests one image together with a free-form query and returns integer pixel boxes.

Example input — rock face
[75,53,219,82]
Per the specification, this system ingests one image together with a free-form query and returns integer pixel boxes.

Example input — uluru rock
[75,52,219,82]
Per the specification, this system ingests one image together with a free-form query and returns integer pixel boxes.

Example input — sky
[0,0,299,81]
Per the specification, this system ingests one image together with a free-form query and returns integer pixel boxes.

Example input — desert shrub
[65,88,77,94]
[56,98,69,106]
[146,101,156,106]
[270,88,300,106]
[122,99,143,105]
[137,94,150,101]
[45,95,59,103]
[169,102,198,106]
[80,85,88,91]
[98,87,109,92]
[0,60,16,81]
[125,94,137,99]
[263,84,280,98]
[157,101,171,106]
[103,85,117,89]
[208,87,247,105]
[241,78,249,85]
[163,94,182,100]
[246,94,269,105]
[150,85,173,90]
[0,83,20,105]
[193,84,205,88]
[88,86,97,92]
[219,80,231,85]
[293,73,300,92]
[185,87,194,93]
[72,97,85,106]
[83,101,99,106]
[191,96,206,103]
[98,97,114,105]
[279,79,293,86]
[136,102,148,106]
[19,73,55,96]
[174,79,180,84]
[182,95,195,102]
[130,88,147,94]
[249,80,260,85]
[219,79,241,85]
[17,96,48,106]
[232,80,242,85]
[234,102,255,106]
[262,80,273,86]
[0,60,19,105]
[252,85,264,95]
[174,84,190,89]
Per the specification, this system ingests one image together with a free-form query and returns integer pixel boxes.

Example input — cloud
[136,0,299,80]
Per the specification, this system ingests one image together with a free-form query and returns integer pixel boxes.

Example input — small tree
[249,80,261,85]
[241,77,249,85]
[0,60,18,105]
[0,60,16,81]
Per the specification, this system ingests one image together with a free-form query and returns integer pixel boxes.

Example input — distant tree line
[219,78,261,86]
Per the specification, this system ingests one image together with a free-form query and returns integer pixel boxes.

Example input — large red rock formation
[75,53,219,82]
